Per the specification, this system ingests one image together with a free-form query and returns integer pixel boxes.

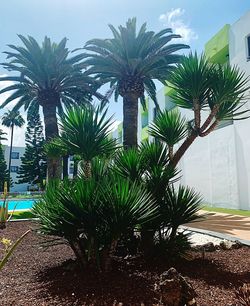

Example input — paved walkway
[187,211,250,242]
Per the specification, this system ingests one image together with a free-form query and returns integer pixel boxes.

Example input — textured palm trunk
[103,239,118,271]
[168,145,174,161]
[8,124,14,191]
[69,241,87,268]
[141,228,155,258]
[42,104,62,181]
[83,160,92,179]
[123,93,138,149]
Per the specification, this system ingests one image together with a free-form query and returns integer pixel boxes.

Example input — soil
[0,221,249,306]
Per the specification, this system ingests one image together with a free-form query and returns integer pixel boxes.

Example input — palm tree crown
[0,129,7,143]
[2,110,25,128]
[0,35,102,139]
[0,35,104,180]
[83,17,189,147]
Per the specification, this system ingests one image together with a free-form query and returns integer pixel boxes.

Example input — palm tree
[0,129,7,143]
[2,110,25,188]
[0,35,103,180]
[83,17,189,148]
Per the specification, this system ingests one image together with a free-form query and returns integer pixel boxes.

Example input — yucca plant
[161,185,203,241]
[148,109,188,160]
[33,174,157,270]
[163,53,250,167]
[58,105,117,178]
[113,148,145,182]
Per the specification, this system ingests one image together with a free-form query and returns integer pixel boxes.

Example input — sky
[0,0,250,146]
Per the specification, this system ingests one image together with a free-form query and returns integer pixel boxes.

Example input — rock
[193,242,216,252]
[232,240,243,249]
[154,267,197,306]
[220,240,234,250]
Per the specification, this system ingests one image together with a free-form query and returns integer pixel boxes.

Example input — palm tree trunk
[8,124,14,191]
[42,104,62,181]
[123,93,138,149]
[83,160,92,179]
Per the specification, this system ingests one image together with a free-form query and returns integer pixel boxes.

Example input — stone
[220,240,234,250]
[154,267,197,306]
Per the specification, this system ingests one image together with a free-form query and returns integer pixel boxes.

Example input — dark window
[69,165,74,174]
[247,35,250,59]
[11,152,19,159]
[10,166,19,173]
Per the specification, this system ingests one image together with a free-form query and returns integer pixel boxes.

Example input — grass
[10,211,35,220]
[202,206,250,217]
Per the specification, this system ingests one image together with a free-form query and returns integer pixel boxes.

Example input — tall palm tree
[83,17,189,148]
[2,110,25,187]
[0,35,103,179]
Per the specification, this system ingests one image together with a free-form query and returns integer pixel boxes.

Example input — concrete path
[187,211,250,242]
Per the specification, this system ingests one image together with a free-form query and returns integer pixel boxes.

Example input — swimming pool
[0,199,35,211]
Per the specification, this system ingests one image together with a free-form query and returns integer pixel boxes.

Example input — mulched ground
[0,221,249,306]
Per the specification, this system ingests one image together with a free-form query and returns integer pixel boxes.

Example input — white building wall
[229,10,250,210]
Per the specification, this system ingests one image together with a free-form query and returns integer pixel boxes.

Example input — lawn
[203,206,250,217]
[10,210,35,220]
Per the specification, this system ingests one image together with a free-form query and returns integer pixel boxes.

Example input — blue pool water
[0,199,35,210]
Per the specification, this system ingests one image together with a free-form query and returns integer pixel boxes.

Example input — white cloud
[159,8,198,43]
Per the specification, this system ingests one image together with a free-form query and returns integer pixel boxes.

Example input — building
[112,11,250,210]
[3,145,75,192]
[3,145,28,192]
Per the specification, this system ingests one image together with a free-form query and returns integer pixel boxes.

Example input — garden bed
[0,221,249,306]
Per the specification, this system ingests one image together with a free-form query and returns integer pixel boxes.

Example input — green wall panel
[205,24,230,64]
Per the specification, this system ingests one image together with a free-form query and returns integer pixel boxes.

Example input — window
[165,96,176,111]
[69,165,74,174]
[69,155,74,161]
[10,166,19,173]
[246,35,250,60]
[141,112,148,129]
[11,152,19,159]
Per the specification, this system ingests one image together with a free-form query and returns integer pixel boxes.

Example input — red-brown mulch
[0,221,249,306]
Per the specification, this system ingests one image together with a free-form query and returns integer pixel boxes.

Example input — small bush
[33,175,157,270]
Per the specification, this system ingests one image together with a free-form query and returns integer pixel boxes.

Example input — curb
[182,226,250,247]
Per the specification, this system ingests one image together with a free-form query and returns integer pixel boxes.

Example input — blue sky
[0,0,249,145]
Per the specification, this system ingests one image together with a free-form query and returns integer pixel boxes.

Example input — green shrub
[33,174,157,270]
